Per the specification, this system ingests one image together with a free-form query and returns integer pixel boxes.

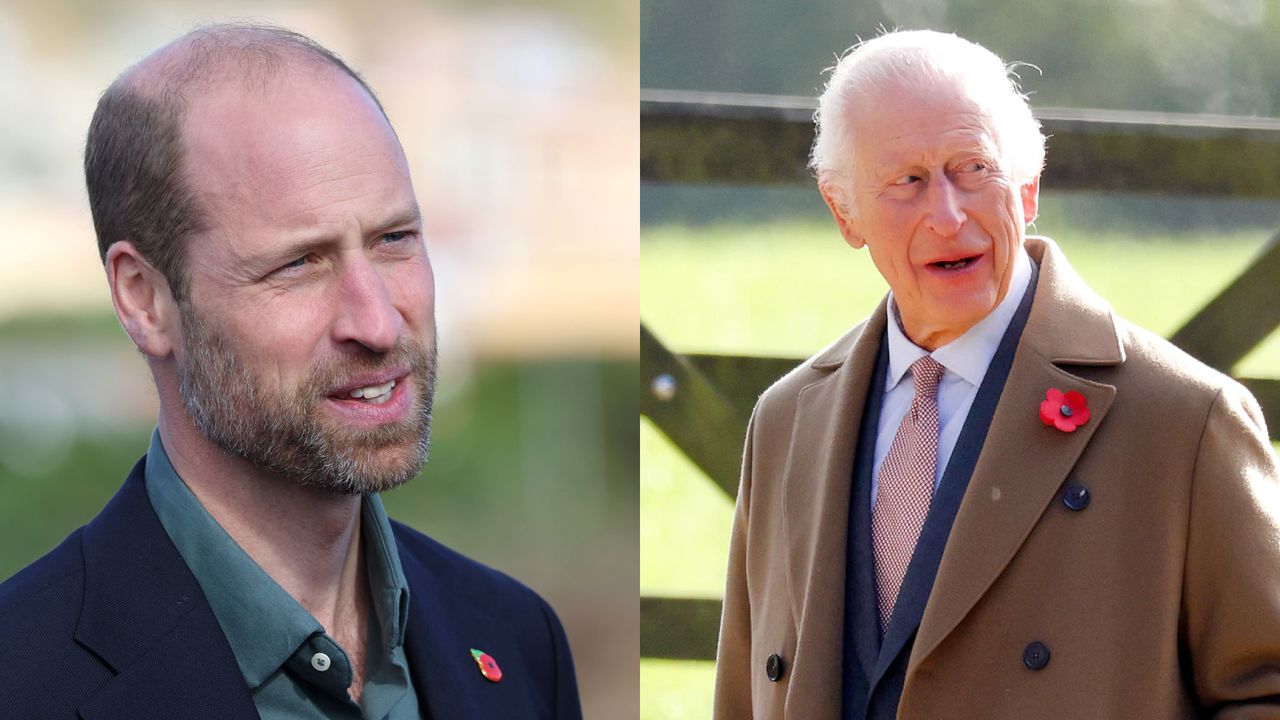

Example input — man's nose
[331,258,403,352]
[924,176,966,236]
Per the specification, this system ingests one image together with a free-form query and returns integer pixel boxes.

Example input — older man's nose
[332,259,403,353]
[924,177,966,236]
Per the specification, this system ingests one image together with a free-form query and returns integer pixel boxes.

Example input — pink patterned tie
[872,355,945,634]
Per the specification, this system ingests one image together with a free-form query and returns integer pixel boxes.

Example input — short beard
[176,302,437,496]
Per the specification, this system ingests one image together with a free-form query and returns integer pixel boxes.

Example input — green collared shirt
[144,429,422,720]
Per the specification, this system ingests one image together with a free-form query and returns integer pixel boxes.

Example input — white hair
[811,30,1045,210]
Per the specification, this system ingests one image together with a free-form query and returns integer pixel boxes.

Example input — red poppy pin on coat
[471,648,503,682]
[1040,388,1090,432]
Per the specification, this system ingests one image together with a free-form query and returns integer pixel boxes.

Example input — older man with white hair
[713,29,1280,720]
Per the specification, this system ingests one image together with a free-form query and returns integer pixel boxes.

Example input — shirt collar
[143,428,412,688]
[885,248,1033,391]
[361,493,410,650]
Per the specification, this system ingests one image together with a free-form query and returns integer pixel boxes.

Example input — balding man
[0,24,580,719]
[713,30,1280,719]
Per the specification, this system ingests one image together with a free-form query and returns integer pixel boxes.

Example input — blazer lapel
[911,237,1125,668]
[397,538,562,720]
[75,460,259,719]
[399,549,475,720]
[781,300,888,720]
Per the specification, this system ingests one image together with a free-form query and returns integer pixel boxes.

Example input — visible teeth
[939,259,968,269]
[348,379,396,399]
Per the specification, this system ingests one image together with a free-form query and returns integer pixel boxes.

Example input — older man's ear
[1021,176,1041,225]
[819,181,866,249]
[105,241,179,360]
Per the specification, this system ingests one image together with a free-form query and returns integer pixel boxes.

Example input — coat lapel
[911,237,1125,669]
[781,300,888,720]
[399,548,476,720]
[75,460,259,719]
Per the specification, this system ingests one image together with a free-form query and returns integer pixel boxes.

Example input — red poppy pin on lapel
[1040,388,1090,432]
[471,648,503,682]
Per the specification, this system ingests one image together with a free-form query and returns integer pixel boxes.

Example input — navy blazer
[0,458,582,720]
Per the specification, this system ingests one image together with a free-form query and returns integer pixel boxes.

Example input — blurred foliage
[0,310,124,342]
[642,0,1280,117]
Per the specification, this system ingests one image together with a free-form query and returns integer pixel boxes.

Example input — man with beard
[0,23,581,720]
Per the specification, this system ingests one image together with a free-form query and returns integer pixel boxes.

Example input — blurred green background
[643,0,1280,115]
[0,0,637,717]
[641,0,1280,717]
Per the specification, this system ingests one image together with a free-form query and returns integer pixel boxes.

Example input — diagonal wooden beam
[1170,233,1280,373]
[640,596,721,661]
[685,352,799,417]
[640,324,747,496]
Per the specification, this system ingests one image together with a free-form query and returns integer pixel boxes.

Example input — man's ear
[1020,175,1041,225]
[819,180,865,249]
[105,241,179,359]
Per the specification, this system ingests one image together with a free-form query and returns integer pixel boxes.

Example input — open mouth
[327,371,407,405]
[321,369,413,425]
[930,255,981,270]
[345,379,396,405]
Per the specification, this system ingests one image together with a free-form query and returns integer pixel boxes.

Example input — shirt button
[1023,641,1051,671]
[1061,483,1090,511]
[765,653,785,682]
[311,652,331,672]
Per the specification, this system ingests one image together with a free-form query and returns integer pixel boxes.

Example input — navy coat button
[1061,483,1090,511]
[1023,641,1051,670]
[765,653,785,682]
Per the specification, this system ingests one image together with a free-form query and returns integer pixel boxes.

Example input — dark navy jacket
[0,458,582,720]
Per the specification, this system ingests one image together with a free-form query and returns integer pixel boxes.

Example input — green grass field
[640,215,1280,719]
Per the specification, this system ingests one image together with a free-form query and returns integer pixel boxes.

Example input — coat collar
[781,237,1123,717]
[75,459,260,719]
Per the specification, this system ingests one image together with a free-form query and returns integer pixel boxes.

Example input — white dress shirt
[871,250,1033,510]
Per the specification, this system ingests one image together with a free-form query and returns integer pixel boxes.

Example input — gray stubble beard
[176,302,438,496]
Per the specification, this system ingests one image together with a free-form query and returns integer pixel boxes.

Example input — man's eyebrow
[246,206,424,270]
[376,205,423,232]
